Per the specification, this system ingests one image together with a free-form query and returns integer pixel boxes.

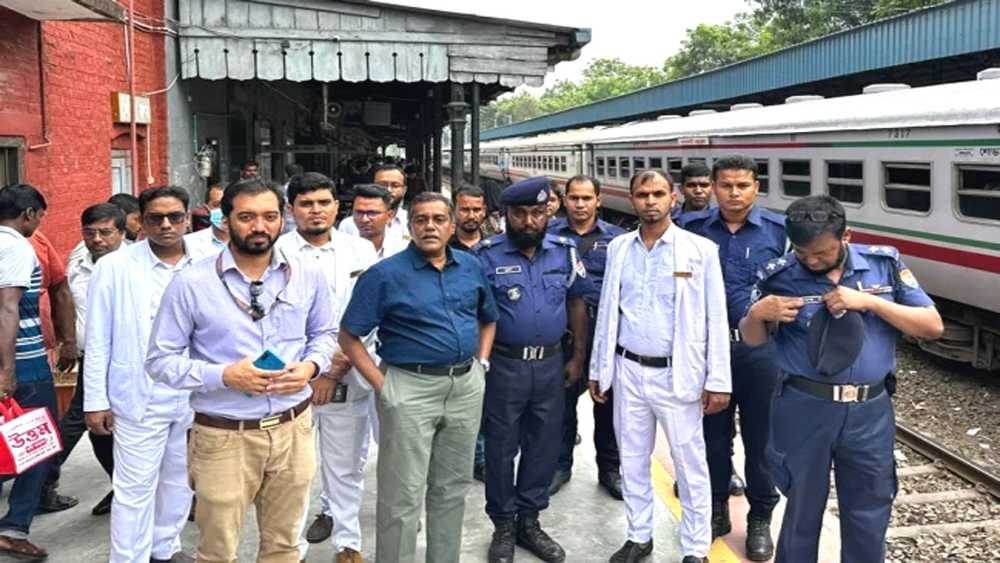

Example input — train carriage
[467,76,1000,371]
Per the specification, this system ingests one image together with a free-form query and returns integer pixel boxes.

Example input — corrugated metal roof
[482,0,1000,140]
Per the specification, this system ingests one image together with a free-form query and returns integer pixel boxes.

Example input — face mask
[209,207,224,230]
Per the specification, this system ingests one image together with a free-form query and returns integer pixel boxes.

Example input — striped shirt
[0,226,50,383]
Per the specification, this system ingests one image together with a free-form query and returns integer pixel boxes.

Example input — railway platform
[2,402,844,562]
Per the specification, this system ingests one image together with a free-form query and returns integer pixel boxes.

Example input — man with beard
[146,178,337,562]
[740,195,943,563]
[340,165,410,245]
[83,186,197,562]
[671,163,713,222]
[590,169,730,563]
[475,177,589,563]
[678,155,787,559]
[275,173,378,563]
[349,185,409,259]
[339,192,497,563]
[546,175,625,501]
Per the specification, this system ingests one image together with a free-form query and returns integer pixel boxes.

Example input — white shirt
[183,227,226,263]
[617,225,677,357]
[68,238,132,266]
[338,207,409,244]
[0,225,34,289]
[148,246,193,323]
[67,250,97,349]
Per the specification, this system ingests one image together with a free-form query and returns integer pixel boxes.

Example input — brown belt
[194,398,311,431]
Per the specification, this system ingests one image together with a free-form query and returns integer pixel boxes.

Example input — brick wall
[0,2,168,256]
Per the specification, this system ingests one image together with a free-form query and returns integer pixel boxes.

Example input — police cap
[807,308,866,377]
[501,176,550,206]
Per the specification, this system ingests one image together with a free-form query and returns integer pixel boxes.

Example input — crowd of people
[0,154,944,563]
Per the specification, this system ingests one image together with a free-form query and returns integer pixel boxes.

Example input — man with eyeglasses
[475,177,589,563]
[349,184,409,259]
[43,204,126,518]
[146,178,337,562]
[339,192,497,563]
[677,155,787,560]
[83,185,197,562]
[740,195,943,562]
[672,163,713,222]
[339,164,410,245]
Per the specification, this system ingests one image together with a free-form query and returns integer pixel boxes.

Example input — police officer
[740,195,943,562]
[546,175,625,500]
[671,162,713,222]
[475,176,589,563]
[678,155,786,560]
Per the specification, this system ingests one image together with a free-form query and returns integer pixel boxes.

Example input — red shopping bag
[0,398,62,475]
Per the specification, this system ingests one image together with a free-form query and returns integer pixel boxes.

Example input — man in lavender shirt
[145,178,337,562]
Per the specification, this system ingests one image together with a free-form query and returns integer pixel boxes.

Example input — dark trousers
[769,375,896,563]
[484,353,564,519]
[46,360,114,490]
[557,379,619,473]
[0,379,57,535]
[703,344,779,518]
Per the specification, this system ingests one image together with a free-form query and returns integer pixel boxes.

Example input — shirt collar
[145,241,192,270]
[552,217,607,237]
[219,245,289,277]
[704,205,762,229]
[289,228,335,252]
[790,243,865,281]
[406,242,455,270]
[631,223,676,249]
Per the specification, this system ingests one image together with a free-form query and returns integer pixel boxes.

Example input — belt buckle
[522,346,542,361]
[259,414,281,430]
[730,329,741,343]
[837,385,859,402]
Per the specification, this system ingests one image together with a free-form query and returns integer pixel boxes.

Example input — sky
[384,0,750,90]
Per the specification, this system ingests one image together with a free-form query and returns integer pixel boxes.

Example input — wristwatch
[477,357,491,372]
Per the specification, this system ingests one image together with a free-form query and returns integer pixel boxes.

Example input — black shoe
[548,469,571,496]
[488,519,516,563]
[151,553,195,563]
[711,500,731,539]
[37,489,79,514]
[745,514,774,561]
[474,463,486,483]
[516,514,565,562]
[306,514,333,543]
[91,491,113,516]
[729,473,746,497]
[598,470,623,501]
[609,539,652,562]
[680,557,707,563]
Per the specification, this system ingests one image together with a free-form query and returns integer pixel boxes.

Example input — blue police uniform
[546,217,625,479]
[678,205,786,521]
[751,244,934,562]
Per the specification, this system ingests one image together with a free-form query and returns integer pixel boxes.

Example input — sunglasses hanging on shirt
[214,252,292,322]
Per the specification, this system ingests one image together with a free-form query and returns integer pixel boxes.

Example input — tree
[663,17,766,79]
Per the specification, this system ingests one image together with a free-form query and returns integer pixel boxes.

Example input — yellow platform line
[651,458,743,563]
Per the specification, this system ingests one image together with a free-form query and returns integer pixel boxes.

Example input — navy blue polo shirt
[340,244,499,366]
[547,217,625,305]
[680,205,787,327]
[751,244,935,385]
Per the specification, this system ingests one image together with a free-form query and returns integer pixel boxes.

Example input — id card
[331,383,348,404]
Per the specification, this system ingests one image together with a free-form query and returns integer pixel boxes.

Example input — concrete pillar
[470,83,480,187]
[447,84,468,189]
[432,85,443,192]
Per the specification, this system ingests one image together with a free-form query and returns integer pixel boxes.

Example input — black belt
[785,376,885,403]
[615,345,672,368]
[396,359,474,376]
[493,342,561,361]
[195,398,310,431]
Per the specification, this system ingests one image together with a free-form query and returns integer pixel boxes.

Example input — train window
[781,159,811,197]
[560,156,567,172]
[620,158,631,179]
[608,157,617,178]
[633,157,646,171]
[883,163,931,213]
[649,157,663,170]
[827,161,864,205]
[596,157,605,176]
[547,156,553,170]
[755,159,769,194]
[956,165,1000,221]
[667,158,683,184]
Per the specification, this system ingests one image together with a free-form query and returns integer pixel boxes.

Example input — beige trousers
[188,407,316,563]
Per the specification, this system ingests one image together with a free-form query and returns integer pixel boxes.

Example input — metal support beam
[432,85,443,193]
[447,83,468,190]
[470,83,480,187]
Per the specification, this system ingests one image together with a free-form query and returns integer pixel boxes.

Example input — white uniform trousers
[612,355,711,557]
[110,382,193,562]
[298,394,373,559]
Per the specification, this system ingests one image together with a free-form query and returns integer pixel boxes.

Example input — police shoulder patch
[757,254,795,281]
[861,244,900,260]
[898,267,920,288]
[547,234,576,247]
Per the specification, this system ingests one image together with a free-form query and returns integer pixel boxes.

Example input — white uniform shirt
[338,207,409,244]
[148,247,193,323]
[183,227,226,263]
[67,250,97,349]
[68,238,132,267]
[617,225,677,357]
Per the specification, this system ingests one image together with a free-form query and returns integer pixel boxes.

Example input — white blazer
[83,241,187,419]
[589,227,732,403]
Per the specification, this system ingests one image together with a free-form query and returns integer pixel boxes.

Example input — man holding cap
[475,176,589,563]
[740,195,943,563]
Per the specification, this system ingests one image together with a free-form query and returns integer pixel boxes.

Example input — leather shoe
[151,552,194,563]
[609,539,652,562]
[680,557,708,563]
[729,473,746,496]
[745,514,774,561]
[306,514,333,543]
[488,518,516,563]
[598,470,623,501]
[336,547,363,563]
[474,463,485,483]
[548,469,571,496]
[516,514,565,562]
[711,500,731,538]
[37,489,79,514]
[92,491,113,516]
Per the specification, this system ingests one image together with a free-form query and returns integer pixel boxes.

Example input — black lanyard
[215,251,292,322]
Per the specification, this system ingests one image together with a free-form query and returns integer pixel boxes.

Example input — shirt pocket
[542,271,568,306]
